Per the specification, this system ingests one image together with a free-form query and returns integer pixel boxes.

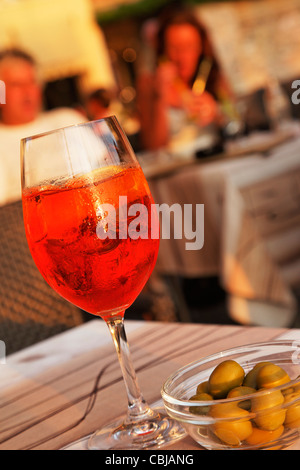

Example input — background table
[141,129,300,328]
[1,319,300,450]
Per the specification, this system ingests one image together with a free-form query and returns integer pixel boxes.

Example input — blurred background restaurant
[0,0,300,354]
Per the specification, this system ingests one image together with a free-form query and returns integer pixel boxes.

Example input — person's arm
[185,90,220,127]
[137,71,170,151]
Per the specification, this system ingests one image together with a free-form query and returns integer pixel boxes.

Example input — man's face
[0,58,42,125]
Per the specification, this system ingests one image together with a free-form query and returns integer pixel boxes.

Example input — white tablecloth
[145,134,300,328]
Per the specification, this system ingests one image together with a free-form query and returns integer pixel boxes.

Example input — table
[139,128,300,328]
[1,319,300,450]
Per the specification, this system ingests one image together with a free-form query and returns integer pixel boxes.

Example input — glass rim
[20,115,119,144]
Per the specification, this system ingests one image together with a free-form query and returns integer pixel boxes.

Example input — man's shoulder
[42,108,86,127]
[0,123,24,140]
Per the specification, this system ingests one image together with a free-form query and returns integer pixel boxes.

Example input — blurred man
[0,49,85,206]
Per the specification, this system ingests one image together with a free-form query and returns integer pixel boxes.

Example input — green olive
[251,389,286,431]
[189,392,213,415]
[208,360,245,399]
[246,425,284,447]
[210,402,253,446]
[294,379,300,393]
[284,392,300,429]
[243,362,272,389]
[227,386,256,410]
[282,387,295,397]
[256,364,290,389]
[196,381,209,394]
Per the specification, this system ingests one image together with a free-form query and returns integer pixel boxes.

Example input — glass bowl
[161,341,300,450]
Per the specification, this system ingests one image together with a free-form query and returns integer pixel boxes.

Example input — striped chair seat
[0,200,83,355]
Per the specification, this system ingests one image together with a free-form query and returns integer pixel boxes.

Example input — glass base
[88,408,186,450]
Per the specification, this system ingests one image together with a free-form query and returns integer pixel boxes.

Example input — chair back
[0,200,83,355]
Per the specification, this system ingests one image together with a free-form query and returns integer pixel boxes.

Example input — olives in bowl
[161,341,300,450]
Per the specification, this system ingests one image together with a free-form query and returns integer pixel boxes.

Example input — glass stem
[106,316,154,424]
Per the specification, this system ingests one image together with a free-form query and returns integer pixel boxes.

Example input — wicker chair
[0,200,84,355]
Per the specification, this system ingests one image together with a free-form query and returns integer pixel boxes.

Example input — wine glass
[21,117,185,450]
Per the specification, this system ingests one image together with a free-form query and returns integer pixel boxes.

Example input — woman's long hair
[155,5,222,96]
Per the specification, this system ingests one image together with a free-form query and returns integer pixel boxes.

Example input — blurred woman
[137,7,231,151]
